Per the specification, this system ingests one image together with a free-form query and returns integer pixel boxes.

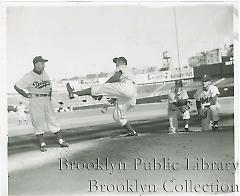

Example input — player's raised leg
[66,82,102,100]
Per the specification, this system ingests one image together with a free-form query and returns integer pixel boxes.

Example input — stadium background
[7,43,233,112]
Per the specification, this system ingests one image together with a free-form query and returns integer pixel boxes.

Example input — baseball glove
[179,105,190,113]
[176,99,188,107]
[199,108,208,119]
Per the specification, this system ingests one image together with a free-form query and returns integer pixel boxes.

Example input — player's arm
[176,99,189,107]
[196,100,202,112]
[14,85,31,98]
[105,70,122,83]
[210,86,219,105]
[168,93,178,110]
[194,89,202,112]
[210,95,218,105]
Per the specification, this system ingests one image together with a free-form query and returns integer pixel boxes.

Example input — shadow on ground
[8,113,234,155]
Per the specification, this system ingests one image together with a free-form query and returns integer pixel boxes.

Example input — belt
[31,93,50,97]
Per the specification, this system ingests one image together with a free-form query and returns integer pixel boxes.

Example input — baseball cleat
[66,83,74,99]
[101,106,108,113]
[60,141,69,147]
[169,127,176,134]
[212,126,219,132]
[212,121,219,132]
[184,127,189,132]
[40,145,47,152]
[125,131,138,137]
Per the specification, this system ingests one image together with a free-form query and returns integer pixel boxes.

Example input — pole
[173,7,181,79]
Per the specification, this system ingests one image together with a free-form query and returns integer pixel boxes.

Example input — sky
[6,2,233,92]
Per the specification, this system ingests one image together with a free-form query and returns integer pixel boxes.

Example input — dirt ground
[8,97,236,196]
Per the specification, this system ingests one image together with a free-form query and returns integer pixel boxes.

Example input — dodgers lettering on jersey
[15,71,52,94]
[115,65,136,84]
[168,88,188,103]
[194,85,220,104]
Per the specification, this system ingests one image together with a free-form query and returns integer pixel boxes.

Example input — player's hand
[168,103,176,111]
[179,105,190,113]
[198,108,208,119]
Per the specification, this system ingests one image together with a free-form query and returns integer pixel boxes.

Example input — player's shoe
[184,127,189,132]
[60,141,69,147]
[212,125,219,132]
[66,83,74,99]
[40,144,47,152]
[101,105,108,113]
[125,131,138,137]
[212,121,219,132]
[169,127,176,134]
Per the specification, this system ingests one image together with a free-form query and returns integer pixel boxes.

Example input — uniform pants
[18,112,27,121]
[201,104,220,131]
[29,97,60,135]
[168,104,190,130]
[91,81,137,126]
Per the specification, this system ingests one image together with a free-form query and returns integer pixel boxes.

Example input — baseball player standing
[194,74,220,131]
[168,80,191,133]
[66,56,138,136]
[16,101,28,125]
[14,56,69,152]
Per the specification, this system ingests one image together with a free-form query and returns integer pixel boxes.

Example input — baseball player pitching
[168,80,191,133]
[14,56,69,152]
[100,57,120,114]
[194,74,220,131]
[66,56,138,136]
[16,101,28,125]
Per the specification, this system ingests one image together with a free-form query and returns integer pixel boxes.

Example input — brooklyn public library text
[58,157,238,173]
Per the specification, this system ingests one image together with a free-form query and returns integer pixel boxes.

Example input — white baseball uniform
[91,65,137,126]
[168,88,190,130]
[194,84,220,131]
[15,71,60,135]
[194,84,220,121]
[16,104,27,122]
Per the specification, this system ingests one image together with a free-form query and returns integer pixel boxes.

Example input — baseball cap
[33,56,48,64]
[116,56,127,64]
[202,74,210,82]
[175,80,183,87]
[113,57,118,63]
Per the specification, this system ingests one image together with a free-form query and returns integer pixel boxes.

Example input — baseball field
[8,97,236,196]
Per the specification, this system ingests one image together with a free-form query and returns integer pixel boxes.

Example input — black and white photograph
[1,1,239,195]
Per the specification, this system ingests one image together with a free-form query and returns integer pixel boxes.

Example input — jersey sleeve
[168,91,176,103]
[182,89,189,99]
[15,73,31,90]
[211,85,220,97]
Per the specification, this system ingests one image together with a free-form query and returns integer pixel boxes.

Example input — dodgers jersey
[194,85,220,104]
[115,65,136,84]
[15,71,52,94]
[168,88,188,104]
